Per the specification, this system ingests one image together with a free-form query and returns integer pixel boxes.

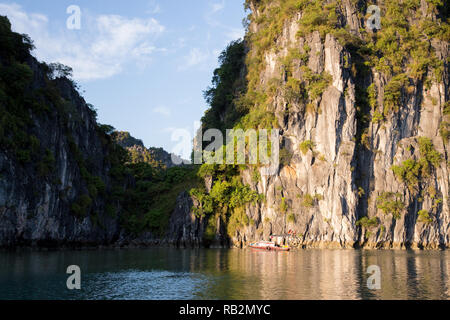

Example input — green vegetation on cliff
[391,137,442,192]
[0,16,199,237]
[195,39,270,241]
[376,192,405,219]
[120,164,202,235]
[195,0,448,243]
[242,0,448,132]
[202,40,247,133]
[0,17,55,173]
[190,163,263,240]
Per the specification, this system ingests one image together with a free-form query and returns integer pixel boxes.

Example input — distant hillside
[112,131,145,148]
[112,131,189,169]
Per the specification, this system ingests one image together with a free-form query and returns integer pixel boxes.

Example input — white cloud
[211,1,225,14]
[205,2,223,27]
[0,3,47,30]
[146,0,161,14]
[152,106,171,117]
[225,27,245,41]
[204,1,244,43]
[0,3,166,81]
[179,48,210,70]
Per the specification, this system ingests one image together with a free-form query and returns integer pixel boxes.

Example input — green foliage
[368,84,377,110]
[190,188,214,217]
[392,137,442,191]
[112,132,178,169]
[358,187,365,198]
[202,40,246,133]
[281,47,309,72]
[302,194,315,208]
[391,159,422,191]
[287,213,296,223]
[0,15,220,238]
[367,0,446,78]
[301,193,323,208]
[191,36,269,237]
[444,102,450,116]
[417,209,433,224]
[383,74,409,114]
[299,140,315,155]
[112,131,142,147]
[242,0,447,136]
[376,192,405,219]
[440,101,450,142]
[190,163,263,238]
[356,217,379,229]
[279,148,293,166]
[440,121,450,142]
[296,1,339,40]
[237,104,278,129]
[121,164,202,235]
[284,77,306,103]
[372,111,384,124]
[358,0,447,119]
[418,137,442,168]
[37,149,56,177]
[300,66,332,101]
[280,197,289,213]
[227,207,251,238]
[251,167,261,183]
[204,215,218,243]
[0,16,92,192]
[0,16,35,61]
[190,172,262,219]
[71,194,93,218]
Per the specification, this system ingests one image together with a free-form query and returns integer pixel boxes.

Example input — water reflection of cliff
[0,248,448,299]
[359,250,450,300]
[191,249,449,300]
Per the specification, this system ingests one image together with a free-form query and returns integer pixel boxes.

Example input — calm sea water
[0,248,448,300]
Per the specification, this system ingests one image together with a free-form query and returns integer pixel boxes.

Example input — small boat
[249,241,290,251]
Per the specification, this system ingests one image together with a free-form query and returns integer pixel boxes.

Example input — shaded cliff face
[179,0,449,249]
[0,16,201,248]
[0,18,123,247]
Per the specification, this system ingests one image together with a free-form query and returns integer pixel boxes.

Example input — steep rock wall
[238,0,449,249]
[177,0,449,249]
[0,64,121,247]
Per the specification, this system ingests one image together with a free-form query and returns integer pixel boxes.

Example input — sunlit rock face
[172,0,449,250]
[0,2,448,250]
[242,1,449,249]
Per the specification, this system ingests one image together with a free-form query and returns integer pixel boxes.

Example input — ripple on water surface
[78,270,208,300]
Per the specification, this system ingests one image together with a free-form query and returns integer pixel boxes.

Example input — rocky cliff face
[1,1,448,251]
[0,60,121,247]
[239,0,449,249]
[173,0,449,249]
[0,16,196,249]
[0,17,142,248]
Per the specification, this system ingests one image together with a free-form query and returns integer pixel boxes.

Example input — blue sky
[0,0,247,158]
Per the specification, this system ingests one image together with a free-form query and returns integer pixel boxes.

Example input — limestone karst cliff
[0,16,194,248]
[1,0,449,250]
[0,16,124,246]
[170,0,449,249]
